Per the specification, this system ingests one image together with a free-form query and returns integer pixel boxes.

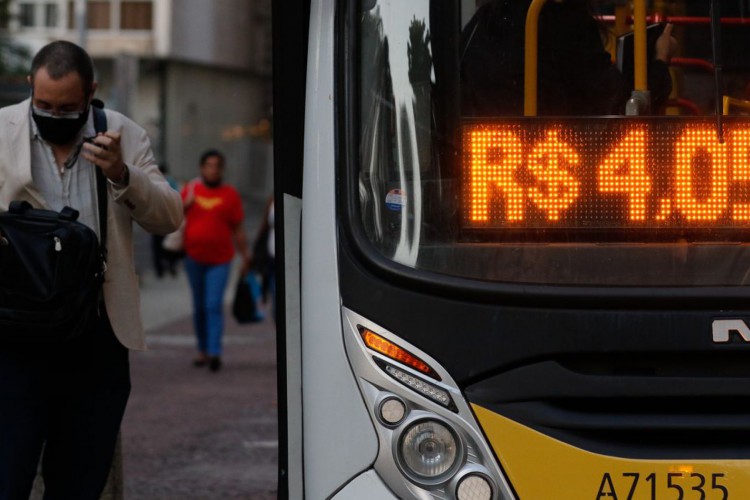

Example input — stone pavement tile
[122,309,278,500]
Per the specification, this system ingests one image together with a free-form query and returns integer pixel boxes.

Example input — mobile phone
[84,136,108,150]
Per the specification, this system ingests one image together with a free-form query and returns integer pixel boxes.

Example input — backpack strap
[92,103,108,263]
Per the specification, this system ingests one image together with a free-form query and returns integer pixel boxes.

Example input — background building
[0,0,273,200]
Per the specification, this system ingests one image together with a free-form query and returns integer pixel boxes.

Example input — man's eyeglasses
[33,106,85,120]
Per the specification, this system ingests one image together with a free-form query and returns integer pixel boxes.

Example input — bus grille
[464,352,750,459]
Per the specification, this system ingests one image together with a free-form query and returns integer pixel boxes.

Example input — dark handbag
[252,222,270,273]
[232,273,264,324]
[0,106,109,343]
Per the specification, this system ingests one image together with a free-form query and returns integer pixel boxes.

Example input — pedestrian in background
[183,149,251,372]
[252,195,276,323]
[0,40,182,499]
[151,163,182,278]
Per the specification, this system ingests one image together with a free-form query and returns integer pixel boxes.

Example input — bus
[273,0,750,498]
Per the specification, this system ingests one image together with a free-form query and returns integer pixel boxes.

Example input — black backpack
[0,105,109,343]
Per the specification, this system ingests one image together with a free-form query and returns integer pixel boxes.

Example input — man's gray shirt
[29,109,100,238]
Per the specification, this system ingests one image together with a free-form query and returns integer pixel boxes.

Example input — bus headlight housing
[344,308,514,499]
[399,419,460,480]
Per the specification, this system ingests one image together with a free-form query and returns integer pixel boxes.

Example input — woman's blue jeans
[184,256,232,357]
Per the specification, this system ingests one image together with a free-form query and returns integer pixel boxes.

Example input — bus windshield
[356,0,750,286]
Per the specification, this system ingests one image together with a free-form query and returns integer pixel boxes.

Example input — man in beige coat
[0,41,182,499]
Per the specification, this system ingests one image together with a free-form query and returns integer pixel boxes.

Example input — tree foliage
[0,0,31,77]
[0,0,8,28]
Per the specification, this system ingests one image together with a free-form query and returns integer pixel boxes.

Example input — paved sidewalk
[138,266,193,332]
[122,265,278,499]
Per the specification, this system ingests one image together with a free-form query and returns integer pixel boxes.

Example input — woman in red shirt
[182,149,250,371]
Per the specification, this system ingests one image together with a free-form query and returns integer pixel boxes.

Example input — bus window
[356,0,750,287]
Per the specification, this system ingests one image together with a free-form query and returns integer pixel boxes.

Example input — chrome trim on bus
[282,194,304,499]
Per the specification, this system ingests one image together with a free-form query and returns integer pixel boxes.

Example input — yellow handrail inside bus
[524,0,650,115]
[614,4,629,36]
[608,4,630,61]
[523,0,548,116]
[723,96,750,115]
[633,0,648,91]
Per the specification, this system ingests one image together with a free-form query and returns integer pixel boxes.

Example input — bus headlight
[399,419,460,480]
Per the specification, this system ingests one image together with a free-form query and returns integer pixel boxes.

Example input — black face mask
[31,105,90,145]
[202,178,222,188]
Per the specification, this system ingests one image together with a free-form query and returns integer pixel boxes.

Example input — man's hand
[655,23,678,64]
[81,131,128,184]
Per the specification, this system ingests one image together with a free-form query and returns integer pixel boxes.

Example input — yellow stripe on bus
[472,404,750,499]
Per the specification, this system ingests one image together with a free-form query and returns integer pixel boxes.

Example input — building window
[18,3,36,27]
[44,3,58,28]
[87,1,111,29]
[68,1,111,30]
[65,1,152,31]
[121,1,152,30]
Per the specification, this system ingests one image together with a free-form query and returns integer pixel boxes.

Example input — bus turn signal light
[359,327,440,381]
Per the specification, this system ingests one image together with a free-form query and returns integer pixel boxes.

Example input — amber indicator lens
[359,327,440,380]
[463,118,750,238]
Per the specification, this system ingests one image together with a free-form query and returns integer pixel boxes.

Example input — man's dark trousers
[0,312,130,499]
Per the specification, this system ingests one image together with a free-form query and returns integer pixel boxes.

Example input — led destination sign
[463,119,750,238]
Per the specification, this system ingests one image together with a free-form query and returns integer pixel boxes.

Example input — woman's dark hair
[485,0,609,40]
[571,0,610,41]
[200,149,225,167]
[30,40,95,94]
